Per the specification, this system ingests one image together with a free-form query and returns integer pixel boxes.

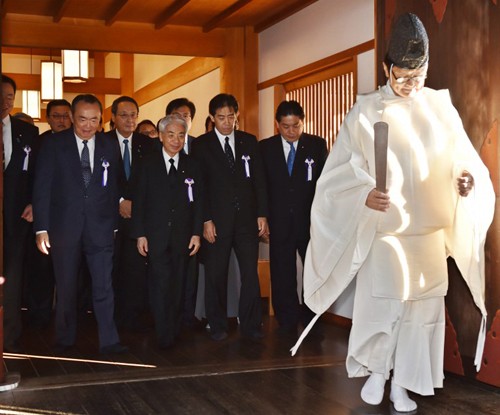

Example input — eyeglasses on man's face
[390,64,427,85]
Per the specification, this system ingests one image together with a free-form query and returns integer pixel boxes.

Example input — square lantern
[62,50,88,83]
[41,61,63,102]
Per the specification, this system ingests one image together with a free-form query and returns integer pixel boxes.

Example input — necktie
[81,140,92,187]
[169,158,177,176]
[287,141,296,176]
[123,139,131,180]
[224,136,235,172]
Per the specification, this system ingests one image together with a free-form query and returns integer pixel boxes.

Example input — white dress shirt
[214,128,235,155]
[162,149,179,173]
[281,136,297,161]
[2,115,13,169]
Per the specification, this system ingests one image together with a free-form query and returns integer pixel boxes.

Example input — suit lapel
[208,132,229,168]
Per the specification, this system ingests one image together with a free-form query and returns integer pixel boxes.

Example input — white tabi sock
[360,373,386,405]
[390,380,417,412]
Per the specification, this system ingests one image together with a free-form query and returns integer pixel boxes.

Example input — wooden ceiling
[1,0,318,56]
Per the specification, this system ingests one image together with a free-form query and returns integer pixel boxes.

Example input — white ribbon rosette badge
[102,159,110,187]
[242,155,251,178]
[305,158,314,181]
[23,145,31,171]
[185,178,194,202]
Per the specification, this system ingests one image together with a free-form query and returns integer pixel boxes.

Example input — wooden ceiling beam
[254,0,318,33]
[5,73,122,95]
[105,0,129,27]
[3,18,226,57]
[53,0,72,23]
[155,0,191,30]
[202,0,252,33]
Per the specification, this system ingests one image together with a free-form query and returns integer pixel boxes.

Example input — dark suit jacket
[3,116,39,237]
[191,130,268,238]
[259,133,328,242]
[33,129,122,247]
[105,130,157,201]
[131,151,203,256]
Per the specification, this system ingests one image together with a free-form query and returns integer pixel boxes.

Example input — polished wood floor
[0,309,498,414]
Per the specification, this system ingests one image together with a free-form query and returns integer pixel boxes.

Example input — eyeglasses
[390,64,427,85]
[116,113,138,120]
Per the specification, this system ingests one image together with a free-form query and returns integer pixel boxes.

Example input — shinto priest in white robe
[291,83,495,396]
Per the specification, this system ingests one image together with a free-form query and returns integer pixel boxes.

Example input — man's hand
[36,232,51,255]
[21,204,33,222]
[457,171,474,197]
[189,235,201,256]
[257,217,269,237]
[137,236,148,256]
[203,220,217,243]
[365,189,390,211]
[119,199,132,219]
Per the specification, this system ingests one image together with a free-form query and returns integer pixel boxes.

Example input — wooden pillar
[220,27,259,136]
[120,53,134,97]
[93,52,106,124]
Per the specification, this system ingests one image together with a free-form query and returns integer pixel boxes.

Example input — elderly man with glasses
[293,13,495,412]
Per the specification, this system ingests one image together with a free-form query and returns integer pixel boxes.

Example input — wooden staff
[374,121,389,192]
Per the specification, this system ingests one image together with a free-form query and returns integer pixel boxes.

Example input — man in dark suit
[166,97,199,328]
[1,74,39,352]
[191,93,269,341]
[259,100,328,335]
[132,115,203,349]
[27,98,72,329]
[33,94,127,354]
[107,96,156,331]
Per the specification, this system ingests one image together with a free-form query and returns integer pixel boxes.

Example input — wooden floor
[0,309,498,414]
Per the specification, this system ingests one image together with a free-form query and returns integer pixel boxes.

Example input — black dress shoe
[52,343,74,354]
[99,343,129,354]
[210,331,228,341]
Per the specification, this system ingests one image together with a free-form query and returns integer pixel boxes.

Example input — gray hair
[158,114,187,133]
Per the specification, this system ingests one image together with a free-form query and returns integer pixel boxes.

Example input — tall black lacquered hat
[387,13,429,69]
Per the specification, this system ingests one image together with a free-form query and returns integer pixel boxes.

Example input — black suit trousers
[3,220,30,348]
[148,249,187,346]
[203,229,262,335]
[51,232,119,348]
[269,233,314,329]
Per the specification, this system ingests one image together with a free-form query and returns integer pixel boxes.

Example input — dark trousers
[148,250,187,346]
[182,255,199,325]
[26,234,55,328]
[269,234,314,329]
[113,219,148,327]
[203,230,262,335]
[51,232,120,348]
[3,222,30,348]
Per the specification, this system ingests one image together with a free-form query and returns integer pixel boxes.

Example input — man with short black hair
[191,93,269,341]
[260,100,327,336]
[1,74,39,352]
[33,94,127,354]
[107,96,156,331]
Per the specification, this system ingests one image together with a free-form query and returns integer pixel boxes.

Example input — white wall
[139,68,220,138]
[258,0,375,140]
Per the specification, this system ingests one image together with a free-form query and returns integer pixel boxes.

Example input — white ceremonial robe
[293,84,495,395]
